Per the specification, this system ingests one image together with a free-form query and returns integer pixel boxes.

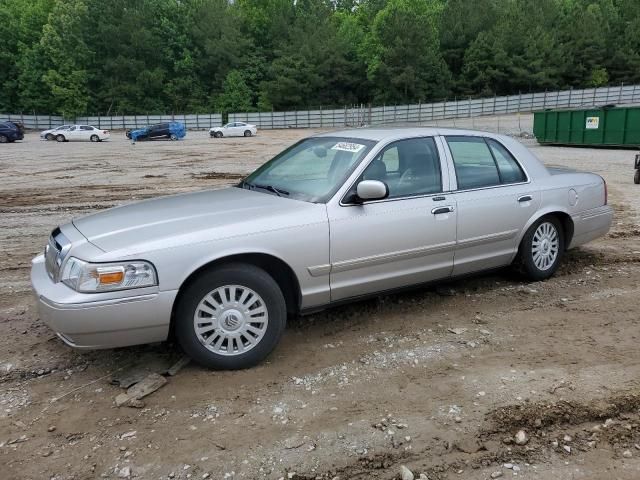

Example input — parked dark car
[126,122,186,141]
[0,121,25,143]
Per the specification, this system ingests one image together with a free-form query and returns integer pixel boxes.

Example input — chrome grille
[44,228,71,282]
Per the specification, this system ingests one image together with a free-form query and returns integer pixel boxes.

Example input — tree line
[1,0,638,117]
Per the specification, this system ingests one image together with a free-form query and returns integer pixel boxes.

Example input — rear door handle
[518,195,533,203]
[431,206,454,215]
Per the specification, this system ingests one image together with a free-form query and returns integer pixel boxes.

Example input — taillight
[103,130,109,134]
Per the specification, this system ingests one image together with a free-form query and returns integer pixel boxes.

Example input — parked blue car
[127,122,186,141]
[0,121,25,143]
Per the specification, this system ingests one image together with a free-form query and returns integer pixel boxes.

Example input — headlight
[61,257,157,293]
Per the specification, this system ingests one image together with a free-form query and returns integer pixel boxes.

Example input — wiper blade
[247,183,290,197]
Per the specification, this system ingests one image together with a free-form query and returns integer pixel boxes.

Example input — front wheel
[634,170,640,184]
[45,133,54,141]
[214,131,223,138]
[56,134,66,142]
[175,264,287,370]
[517,216,564,281]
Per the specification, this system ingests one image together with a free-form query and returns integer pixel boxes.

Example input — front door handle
[518,195,533,203]
[431,206,454,215]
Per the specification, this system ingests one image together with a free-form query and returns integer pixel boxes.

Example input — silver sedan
[31,128,613,369]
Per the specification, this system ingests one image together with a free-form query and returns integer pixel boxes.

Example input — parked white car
[210,122,257,138]
[40,125,72,141]
[52,125,110,142]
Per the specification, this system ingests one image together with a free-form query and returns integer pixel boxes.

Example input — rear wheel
[45,133,54,141]
[56,134,66,142]
[90,134,99,142]
[0,134,7,143]
[175,264,287,370]
[244,130,252,137]
[517,216,564,281]
[634,170,640,184]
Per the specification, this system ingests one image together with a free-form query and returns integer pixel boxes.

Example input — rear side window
[446,136,500,189]
[487,139,526,183]
[447,136,526,189]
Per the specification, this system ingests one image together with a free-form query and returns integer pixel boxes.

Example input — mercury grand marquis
[31,128,613,369]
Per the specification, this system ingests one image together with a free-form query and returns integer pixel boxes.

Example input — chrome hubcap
[193,285,268,356]
[532,222,559,271]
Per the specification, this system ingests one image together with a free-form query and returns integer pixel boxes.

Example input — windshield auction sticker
[332,142,366,153]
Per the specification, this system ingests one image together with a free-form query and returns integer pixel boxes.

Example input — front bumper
[31,255,177,349]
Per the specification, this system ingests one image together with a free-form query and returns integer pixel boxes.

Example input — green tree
[1,0,55,112]
[364,0,451,103]
[216,70,253,114]
[440,0,497,85]
[39,0,91,117]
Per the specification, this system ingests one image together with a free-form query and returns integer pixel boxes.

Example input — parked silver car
[31,128,613,369]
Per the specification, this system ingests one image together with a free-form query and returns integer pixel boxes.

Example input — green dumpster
[533,106,640,147]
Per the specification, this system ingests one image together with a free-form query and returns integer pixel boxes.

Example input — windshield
[241,136,376,203]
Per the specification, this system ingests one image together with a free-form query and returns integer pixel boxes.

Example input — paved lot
[1,117,640,479]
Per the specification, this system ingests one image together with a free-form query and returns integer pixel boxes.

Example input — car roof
[314,127,502,142]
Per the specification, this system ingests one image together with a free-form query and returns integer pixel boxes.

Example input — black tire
[209,131,215,138]
[125,131,131,139]
[516,215,565,281]
[244,130,252,137]
[175,263,287,370]
[214,131,223,138]
[0,134,7,143]
[634,170,640,185]
[170,133,178,141]
[45,133,54,141]
[56,134,66,142]
[90,134,99,142]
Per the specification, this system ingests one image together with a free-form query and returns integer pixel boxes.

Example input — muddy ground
[1,115,640,480]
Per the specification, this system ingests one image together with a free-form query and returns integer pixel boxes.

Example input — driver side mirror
[355,180,389,202]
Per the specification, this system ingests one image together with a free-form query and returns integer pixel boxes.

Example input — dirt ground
[1,115,640,480]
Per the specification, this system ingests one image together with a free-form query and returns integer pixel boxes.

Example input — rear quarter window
[487,139,526,183]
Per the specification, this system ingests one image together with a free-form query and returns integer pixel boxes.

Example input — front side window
[242,137,376,203]
[360,137,442,199]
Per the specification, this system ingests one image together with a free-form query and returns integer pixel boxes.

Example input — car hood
[72,187,326,254]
